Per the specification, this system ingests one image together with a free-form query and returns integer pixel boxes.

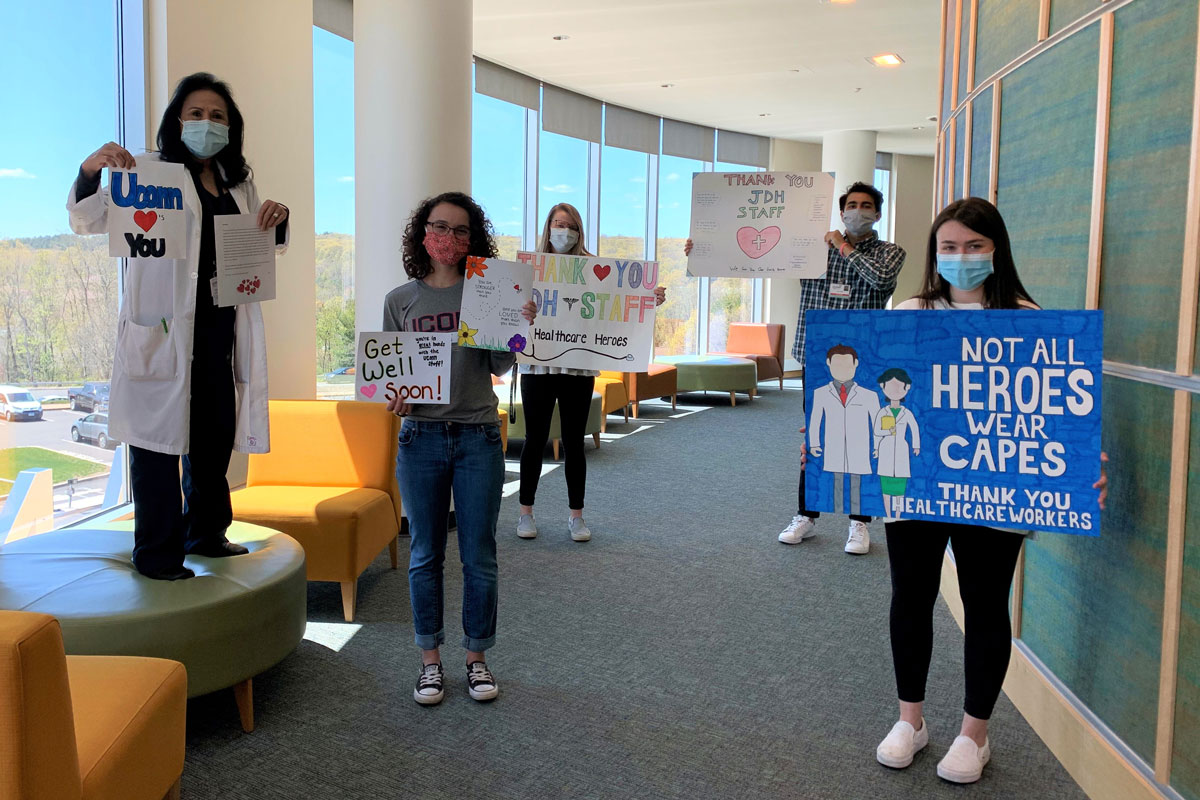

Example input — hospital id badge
[210,276,220,306]
[829,283,851,299]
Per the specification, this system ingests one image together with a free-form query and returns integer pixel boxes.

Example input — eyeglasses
[426,221,472,240]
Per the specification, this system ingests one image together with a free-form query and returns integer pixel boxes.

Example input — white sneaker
[567,516,591,542]
[845,520,870,554]
[778,515,817,544]
[516,514,537,539]
[876,719,929,768]
[937,735,991,783]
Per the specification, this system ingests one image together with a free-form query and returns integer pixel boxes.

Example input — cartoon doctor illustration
[873,367,921,518]
[809,344,879,516]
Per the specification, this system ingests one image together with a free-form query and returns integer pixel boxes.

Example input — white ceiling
[473,0,942,157]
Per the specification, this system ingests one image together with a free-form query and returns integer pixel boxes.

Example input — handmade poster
[457,256,534,352]
[355,331,453,405]
[803,309,1103,536]
[214,214,276,306]
[106,159,188,259]
[687,171,835,278]
[514,251,657,371]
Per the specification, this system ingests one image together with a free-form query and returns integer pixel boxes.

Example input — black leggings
[518,373,594,510]
[885,520,1025,720]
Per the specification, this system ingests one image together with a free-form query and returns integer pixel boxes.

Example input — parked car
[0,385,43,421]
[69,381,110,412]
[71,413,118,449]
[324,366,356,380]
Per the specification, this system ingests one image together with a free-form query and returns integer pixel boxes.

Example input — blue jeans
[396,419,504,652]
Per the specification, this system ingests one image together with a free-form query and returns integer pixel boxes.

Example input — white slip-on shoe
[876,718,929,768]
[845,520,870,554]
[778,515,817,544]
[516,514,538,539]
[937,735,991,783]
[568,516,591,542]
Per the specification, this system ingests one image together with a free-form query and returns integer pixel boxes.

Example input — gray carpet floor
[183,380,1087,799]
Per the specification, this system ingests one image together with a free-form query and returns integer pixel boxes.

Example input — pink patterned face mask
[424,230,470,266]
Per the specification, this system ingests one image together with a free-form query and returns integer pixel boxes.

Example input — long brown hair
[536,203,592,256]
[915,197,1037,309]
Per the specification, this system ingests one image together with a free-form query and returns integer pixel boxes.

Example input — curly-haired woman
[383,192,535,706]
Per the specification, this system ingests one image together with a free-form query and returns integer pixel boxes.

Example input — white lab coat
[874,406,920,478]
[66,154,285,456]
[809,381,879,474]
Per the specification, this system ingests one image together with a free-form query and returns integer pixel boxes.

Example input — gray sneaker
[567,516,591,542]
[516,514,538,539]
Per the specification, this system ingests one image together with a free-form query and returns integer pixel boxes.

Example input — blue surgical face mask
[549,228,578,253]
[180,119,229,159]
[936,252,995,290]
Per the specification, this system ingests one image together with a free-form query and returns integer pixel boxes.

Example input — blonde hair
[537,203,592,256]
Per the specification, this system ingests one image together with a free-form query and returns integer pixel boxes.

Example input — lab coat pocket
[119,317,179,380]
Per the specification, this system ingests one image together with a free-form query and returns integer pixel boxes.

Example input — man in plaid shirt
[782,181,905,555]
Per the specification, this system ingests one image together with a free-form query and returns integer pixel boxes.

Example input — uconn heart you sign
[106,159,188,259]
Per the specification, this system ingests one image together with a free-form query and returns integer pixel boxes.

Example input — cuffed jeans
[396,419,504,652]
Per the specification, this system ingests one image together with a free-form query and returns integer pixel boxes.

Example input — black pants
[518,373,594,510]
[885,520,1025,720]
[797,468,870,522]
[130,306,236,573]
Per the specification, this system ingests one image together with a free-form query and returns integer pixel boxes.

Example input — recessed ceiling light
[759,113,771,117]
[868,53,904,67]
[927,115,938,122]
[661,83,675,88]
[552,34,570,41]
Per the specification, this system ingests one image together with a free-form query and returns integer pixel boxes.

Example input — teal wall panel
[1050,0,1104,36]
[943,0,960,123]
[976,0,1041,81]
[1021,376,1170,764]
[970,86,993,199]
[1175,395,1200,800]
[954,111,967,200]
[1099,0,1196,372]
[996,23,1097,310]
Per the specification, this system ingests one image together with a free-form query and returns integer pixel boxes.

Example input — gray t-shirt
[382,279,514,424]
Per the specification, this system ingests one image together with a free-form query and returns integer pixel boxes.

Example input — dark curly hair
[402,192,497,279]
[157,72,251,188]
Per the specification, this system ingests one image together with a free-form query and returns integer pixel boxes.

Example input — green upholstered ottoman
[654,355,758,406]
[494,386,603,458]
[0,521,306,731]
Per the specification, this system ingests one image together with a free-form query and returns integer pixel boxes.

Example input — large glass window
[0,1,124,527]
[472,91,525,260]
[874,166,892,241]
[313,27,355,395]
[655,155,703,355]
[597,146,648,259]
[537,131,589,238]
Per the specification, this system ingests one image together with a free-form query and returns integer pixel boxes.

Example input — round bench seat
[0,521,306,728]
[654,355,758,406]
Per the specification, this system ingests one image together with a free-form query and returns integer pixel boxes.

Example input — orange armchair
[0,611,186,800]
[231,400,402,622]
[602,365,678,418]
[712,323,786,389]
[593,374,629,431]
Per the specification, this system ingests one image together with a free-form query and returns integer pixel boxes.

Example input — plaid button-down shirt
[792,232,906,363]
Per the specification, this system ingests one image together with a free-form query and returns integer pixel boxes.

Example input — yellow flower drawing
[458,320,479,347]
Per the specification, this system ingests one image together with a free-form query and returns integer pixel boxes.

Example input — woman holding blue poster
[515,203,664,544]
[814,198,1108,784]
[384,192,536,707]
[67,73,289,581]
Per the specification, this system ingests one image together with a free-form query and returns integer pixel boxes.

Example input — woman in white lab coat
[872,367,920,518]
[66,72,288,580]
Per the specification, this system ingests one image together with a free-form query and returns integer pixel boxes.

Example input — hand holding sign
[81,142,136,180]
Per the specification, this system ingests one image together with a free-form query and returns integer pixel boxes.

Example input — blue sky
[1,14,727,242]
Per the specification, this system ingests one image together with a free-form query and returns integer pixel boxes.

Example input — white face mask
[549,228,578,252]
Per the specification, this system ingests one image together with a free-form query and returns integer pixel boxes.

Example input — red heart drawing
[237,283,245,293]
[513,284,520,291]
[736,226,782,259]
[133,210,157,233]
[253,278,260,288]
[593,264,611,281]
[360,383,378,399]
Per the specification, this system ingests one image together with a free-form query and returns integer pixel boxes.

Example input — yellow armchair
[0,611,186,800]
[231,400,402,622]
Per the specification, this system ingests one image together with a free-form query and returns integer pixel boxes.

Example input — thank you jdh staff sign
[687,171,835,278]
[355,332,453,405]
[803,309,1103,535]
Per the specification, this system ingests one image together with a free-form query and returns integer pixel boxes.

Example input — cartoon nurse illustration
[873,367,921,518]
[809,344,879,516]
